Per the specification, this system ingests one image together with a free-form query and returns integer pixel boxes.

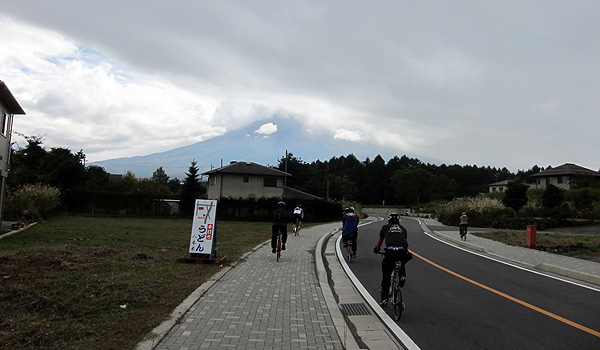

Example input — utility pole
[284,150,288,186]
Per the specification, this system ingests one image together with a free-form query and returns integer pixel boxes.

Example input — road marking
[412,251,600,339]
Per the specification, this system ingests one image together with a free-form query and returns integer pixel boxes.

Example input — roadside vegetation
[471,230,600,263]
[0,216,273,349]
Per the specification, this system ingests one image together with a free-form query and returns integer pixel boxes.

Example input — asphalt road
[345,216,600,350]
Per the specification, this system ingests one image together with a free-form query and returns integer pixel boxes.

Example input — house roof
[489,180,510,186]
[530,163,600,177]
[0,81,26,115]
[283,186,321,200]
[202,161,291,177]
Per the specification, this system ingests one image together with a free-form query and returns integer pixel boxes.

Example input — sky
[1,1,599,173]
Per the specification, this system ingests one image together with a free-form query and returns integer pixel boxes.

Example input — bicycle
[378,251,405,321]
[459,225,467,241]
[293,218,301,236]
[276,228,282,262]
[346,238,353,263]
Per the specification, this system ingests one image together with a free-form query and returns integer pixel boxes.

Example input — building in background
[0,81,26,226]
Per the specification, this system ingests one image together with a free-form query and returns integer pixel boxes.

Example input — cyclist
[342,207,359,258]
[459,212,469,239]
[373,213,412,305]
[293,204,304,232]
[271,201,289,253]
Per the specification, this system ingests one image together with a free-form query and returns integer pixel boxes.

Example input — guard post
[526,225,537,248]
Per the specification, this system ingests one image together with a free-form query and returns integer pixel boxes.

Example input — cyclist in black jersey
[374,213,412,303]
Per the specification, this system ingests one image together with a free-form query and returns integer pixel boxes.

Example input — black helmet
[388,212,400,224]
[278,201,286,208]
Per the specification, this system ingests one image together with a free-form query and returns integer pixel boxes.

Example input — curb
[316,229,362,350]
[537,263,600,286]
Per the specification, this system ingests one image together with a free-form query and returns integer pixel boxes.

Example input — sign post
[188,199,217,260]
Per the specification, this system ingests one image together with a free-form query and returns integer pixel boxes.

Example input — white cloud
[333,129,361,142]
[255,122,278,136]
[2,1,600,172]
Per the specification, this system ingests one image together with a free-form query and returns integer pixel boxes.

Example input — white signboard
[188,199,217,255]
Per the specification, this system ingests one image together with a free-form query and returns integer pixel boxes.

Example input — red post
[526,225,537,248]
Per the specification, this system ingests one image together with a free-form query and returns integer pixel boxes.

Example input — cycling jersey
[342,212,359,236]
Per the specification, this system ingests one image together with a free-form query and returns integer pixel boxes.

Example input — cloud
[333,129,361,142]
[255,122,278,136]
[1,2,600,172]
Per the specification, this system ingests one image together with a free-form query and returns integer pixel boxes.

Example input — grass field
[0,215,274,349]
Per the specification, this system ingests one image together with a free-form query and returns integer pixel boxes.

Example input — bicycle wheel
[392,270,403,321]
[347,243,352,263]
[276,234,281,262]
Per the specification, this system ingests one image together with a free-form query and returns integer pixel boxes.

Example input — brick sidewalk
[152,223,345,350]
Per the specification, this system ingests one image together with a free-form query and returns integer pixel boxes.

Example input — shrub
[4,184,61,221]
[436,195,513,227]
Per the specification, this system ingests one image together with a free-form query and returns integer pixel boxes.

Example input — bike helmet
[350,207,355,212]
[388,212,400,224]
[278,201,286,208]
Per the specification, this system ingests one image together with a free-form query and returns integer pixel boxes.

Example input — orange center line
[411,251,600,339]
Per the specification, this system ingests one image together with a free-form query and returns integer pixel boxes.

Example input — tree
[542,184,564,209]
[151,166,169,184]
[391,167,434,205]
[502,181,529,213]
[180,160,203,216]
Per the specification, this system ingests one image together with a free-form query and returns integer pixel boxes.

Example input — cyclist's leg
[381,252,394,300]
[281,226,288,249]
[342,234,348,247]
[271,225,278,253]
[351,231,358,253]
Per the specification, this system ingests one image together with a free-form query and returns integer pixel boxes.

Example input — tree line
[276,153,544,206]
[8,134,596,222]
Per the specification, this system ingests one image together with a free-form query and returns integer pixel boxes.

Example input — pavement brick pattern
[154,226,345,350]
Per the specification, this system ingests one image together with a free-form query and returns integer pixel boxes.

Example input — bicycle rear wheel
[392,271,403,320]
[276,234,282,262]
[347,243,352,263]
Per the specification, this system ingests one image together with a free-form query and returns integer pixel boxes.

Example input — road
[345,216,600,349]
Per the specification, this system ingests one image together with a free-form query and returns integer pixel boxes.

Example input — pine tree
[180,160,203,216]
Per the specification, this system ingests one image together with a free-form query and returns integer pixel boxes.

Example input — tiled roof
[202,161,291,177]
[531,163,600,177]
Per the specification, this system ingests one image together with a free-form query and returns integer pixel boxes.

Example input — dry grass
[0,215,273,349]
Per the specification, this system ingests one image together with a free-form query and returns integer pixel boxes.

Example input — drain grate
[340,303,372,316]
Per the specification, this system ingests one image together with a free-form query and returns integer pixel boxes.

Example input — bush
[436,195,513,227]
[4,184,61,221]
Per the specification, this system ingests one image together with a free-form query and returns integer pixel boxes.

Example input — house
[488,180,510,193]
[203,161,291,200]
[202,161,321,201]
[529,163,600,190]
[0,81,26,223]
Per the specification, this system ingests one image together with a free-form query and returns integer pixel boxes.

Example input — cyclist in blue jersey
[342,207,359,258]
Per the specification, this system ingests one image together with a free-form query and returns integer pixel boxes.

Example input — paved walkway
[138,215,600,350]
[140,223,351,350]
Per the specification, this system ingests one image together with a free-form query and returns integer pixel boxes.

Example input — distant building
[202,161,321,201]
[488,180,510,193]
[203,161,291,200]
[0,81,26,222]
[529,163,600,190]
